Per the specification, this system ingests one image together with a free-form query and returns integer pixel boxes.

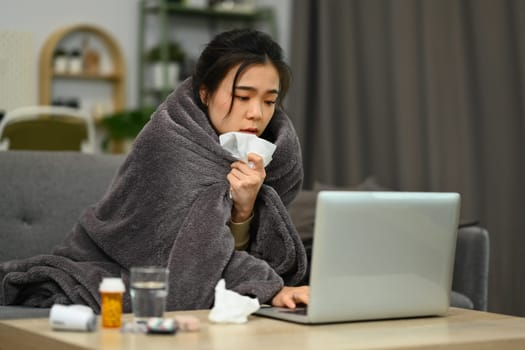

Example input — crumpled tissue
[208,279,260,324]
[219,132,276,167]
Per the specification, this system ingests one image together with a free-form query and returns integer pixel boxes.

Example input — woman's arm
[228,214,253,250]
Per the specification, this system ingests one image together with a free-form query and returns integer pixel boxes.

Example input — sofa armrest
[452,225,490,311]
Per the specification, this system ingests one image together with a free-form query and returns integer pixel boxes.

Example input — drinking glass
[130,266,169,323]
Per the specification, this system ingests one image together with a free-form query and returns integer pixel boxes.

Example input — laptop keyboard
[279,307,307,315]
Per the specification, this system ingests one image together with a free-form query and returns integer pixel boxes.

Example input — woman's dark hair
[192,28,291,112]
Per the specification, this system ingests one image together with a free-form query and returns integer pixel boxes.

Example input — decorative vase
[53,55,68,74]
[151,62,180,90]
[68,49,83,74]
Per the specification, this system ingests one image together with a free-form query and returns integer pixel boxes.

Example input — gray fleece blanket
[0,79,306,313]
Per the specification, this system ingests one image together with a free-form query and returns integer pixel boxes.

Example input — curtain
[288,0,525,316]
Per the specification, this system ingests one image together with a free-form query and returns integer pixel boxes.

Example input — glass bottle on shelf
[53,48,68,74]
[68,49,83,75]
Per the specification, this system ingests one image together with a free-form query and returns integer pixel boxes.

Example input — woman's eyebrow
[235,86,280,95]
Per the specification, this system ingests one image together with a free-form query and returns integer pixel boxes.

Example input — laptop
[255,191,460,324]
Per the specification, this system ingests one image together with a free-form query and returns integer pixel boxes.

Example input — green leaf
[101,107,155,140]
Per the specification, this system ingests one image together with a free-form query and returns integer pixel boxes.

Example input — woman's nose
[246,101,262,120]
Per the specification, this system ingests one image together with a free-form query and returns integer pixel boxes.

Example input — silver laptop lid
[307,191,460,323]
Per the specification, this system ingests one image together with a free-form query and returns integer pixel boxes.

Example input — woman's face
[202,62,280,137]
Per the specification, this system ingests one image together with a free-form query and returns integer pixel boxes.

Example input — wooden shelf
[39,24,126,112]
[137,0,277,108]
[52,73,122,81]
[144,3,274,21]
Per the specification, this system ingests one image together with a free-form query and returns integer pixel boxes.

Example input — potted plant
[146,41,186,90]
[100,106,155,154]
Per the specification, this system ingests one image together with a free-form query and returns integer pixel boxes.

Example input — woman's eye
[265,100,276,106]
[235,95,249,101]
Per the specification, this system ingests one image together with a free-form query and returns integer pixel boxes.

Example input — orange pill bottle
[99,277,126,328]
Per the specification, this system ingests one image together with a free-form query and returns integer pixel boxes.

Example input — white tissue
[208,279,260,324]
[219,132,276,167]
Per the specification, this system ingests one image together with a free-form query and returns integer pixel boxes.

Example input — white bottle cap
[99,277,126,293]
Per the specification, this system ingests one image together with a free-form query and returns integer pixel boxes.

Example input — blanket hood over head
[0,78,307,312]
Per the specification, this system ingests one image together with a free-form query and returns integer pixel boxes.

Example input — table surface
[1,307,525,350]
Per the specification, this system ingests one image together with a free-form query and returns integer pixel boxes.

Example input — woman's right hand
[227,153,266,222]
[271,285,309,309]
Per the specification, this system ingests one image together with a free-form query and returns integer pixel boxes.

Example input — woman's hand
[227,153,266,222]
[271,286,310,309]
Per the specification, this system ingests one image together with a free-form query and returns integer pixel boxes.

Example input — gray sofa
[0,151,489,319]
[0,151,125,319]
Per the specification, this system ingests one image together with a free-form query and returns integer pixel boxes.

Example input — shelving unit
[39,24,126,120]
[137,0,277,108]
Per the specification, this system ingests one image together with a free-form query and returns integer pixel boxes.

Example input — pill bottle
[99,277,126,328]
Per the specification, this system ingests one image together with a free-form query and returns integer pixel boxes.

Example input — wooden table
[1,307,525,350]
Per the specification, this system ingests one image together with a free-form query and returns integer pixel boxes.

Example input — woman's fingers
[292,290,309,306]
[271,286,310,309]
[246,153,264,170]
[230,153,264,172]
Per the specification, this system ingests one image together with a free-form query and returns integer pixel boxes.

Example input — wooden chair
[0,106,96,153]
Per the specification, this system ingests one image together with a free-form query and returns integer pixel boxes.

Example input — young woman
[193,28,309,308]
[0,28,308,312]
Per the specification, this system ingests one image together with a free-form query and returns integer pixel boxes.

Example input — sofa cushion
[451,291,474,309]
[0,151,125,262]
[312,176,387,192]
[287,190,318,243]
[288,176,388,242]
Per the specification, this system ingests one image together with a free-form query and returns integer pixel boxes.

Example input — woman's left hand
[227,153,266,222]
[271,286,310,309]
